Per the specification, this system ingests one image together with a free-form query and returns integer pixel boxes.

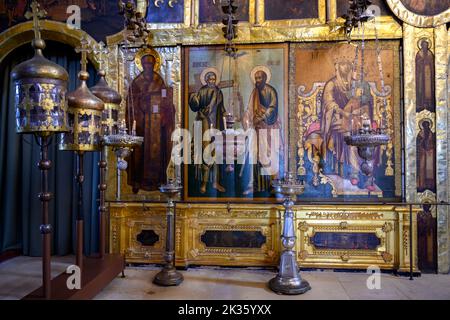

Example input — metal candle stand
[153,180,184,286]
[269,173,311,295]
[75,152,85,269]
[37,136,53,298]
[98,146,107,258]
[11,0,70,299]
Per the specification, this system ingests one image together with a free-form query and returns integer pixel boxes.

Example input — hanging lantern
[342,0,390,184]
[60,38,104,152]
[11,5,69,135]
[59,70,104,151]
[90,70,122,136]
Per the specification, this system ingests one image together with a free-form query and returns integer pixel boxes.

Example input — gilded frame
[105,45,182,202]
[106,0,403,47]
[182,42,289,203]
[289,40,403,200]
[386,0,450,28]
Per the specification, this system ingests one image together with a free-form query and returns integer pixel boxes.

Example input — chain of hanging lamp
[341,0,390,183]
[222,0,239,128]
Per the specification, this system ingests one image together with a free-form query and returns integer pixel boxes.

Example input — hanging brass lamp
[59,36,104,152]
[11,1,69,135]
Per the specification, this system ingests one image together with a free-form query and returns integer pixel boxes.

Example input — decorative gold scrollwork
[340,253,350,262]
[381,251,393,263]
[339,221,348,229]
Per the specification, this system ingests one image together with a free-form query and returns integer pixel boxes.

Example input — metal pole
[38,135,52,299]
[76,151,85,273]
[409,204,413,280]
[116,167,121,200]
[153,183,183,286]
[98,146,107,258]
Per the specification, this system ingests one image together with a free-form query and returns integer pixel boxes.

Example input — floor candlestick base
[269,173,311,295]
[153,180,183,287]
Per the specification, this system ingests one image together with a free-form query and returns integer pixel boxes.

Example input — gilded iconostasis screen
[290,41,402,200]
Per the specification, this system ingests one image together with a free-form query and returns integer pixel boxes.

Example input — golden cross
[93,41,109,71]
[75,35,92,73]
[24,0,47,41]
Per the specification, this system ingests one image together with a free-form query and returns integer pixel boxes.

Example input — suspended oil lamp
[106,1,146,200]
[59,35,105,271]
[103,120,143,200]
[10,0,69,299]
[342,0,390,188]
[102,45,143,200]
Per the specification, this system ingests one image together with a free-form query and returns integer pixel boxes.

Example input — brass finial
[25,1,46,40]
[25,0,47,52]
[94,41,109,72]
[75,35,92,74]
[90,41,122,105]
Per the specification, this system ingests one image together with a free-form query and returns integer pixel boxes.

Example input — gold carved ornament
[386,0,450,28]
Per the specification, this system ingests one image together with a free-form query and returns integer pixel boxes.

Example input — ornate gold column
[435,24,449,274]
[403,24,417,203]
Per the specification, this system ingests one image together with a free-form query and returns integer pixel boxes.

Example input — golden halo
[135,47,162,72]
[250,65,272,84]
[418,118,435,132]
[417,37,433,51]
[200,67,221,86]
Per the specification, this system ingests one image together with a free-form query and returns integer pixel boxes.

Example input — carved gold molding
[109,203,419,271]
[434,24,449,274]
[297,206,419,271]
[386,0,450,28]
[0,21,100,65]
[106,0,403,47]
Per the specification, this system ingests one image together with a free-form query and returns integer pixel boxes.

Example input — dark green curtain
[0,41,100,257]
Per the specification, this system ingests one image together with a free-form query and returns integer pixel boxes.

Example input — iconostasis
[0,0,448,272]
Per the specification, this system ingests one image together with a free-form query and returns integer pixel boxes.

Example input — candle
[132,120,136,135]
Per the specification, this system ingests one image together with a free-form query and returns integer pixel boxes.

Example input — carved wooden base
[22,254,125,300]
[109,203,420,273]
